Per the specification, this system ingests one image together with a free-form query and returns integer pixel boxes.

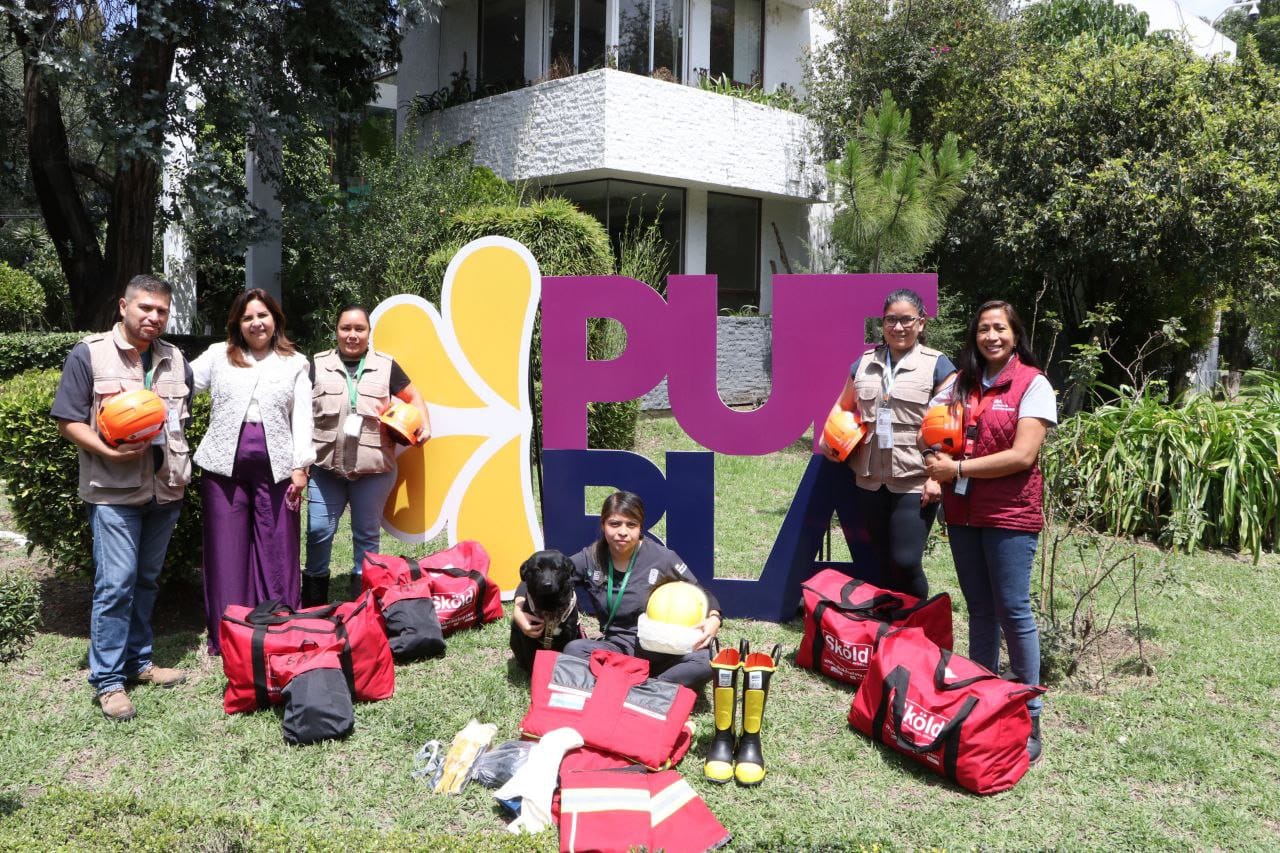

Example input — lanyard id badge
[875,407,894,449]
[876,352,904,449]
[341,354,369,437]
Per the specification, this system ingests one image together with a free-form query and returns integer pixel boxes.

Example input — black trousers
[854,484,938,599]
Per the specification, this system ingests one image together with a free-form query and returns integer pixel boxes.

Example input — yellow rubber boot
[734,644,779,787]
[703,639,744,783]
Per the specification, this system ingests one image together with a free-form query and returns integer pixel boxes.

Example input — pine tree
[827,90,975,273]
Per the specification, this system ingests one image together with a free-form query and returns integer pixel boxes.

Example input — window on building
[706,192,760,312]
[618,0,685,80]
[548,0,607,74]
[548,179,684,286]
[709,0,763,86]
[479,0,526,93]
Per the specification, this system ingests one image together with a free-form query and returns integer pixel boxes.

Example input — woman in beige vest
[303,305,430,606]
[818,289,956,598]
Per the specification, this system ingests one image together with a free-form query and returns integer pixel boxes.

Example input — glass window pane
[480,0,525,92]
[710,0,761,86]
[618,0,651,75]
[653,0,683,81]
[579,0,606,70]
[706,192,760,312]
[544,180,684,282]
[549,0,576,74]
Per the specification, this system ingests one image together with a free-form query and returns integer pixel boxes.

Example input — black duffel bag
[268,646,355,745]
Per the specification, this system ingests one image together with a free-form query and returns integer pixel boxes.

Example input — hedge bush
[0,332,221,380]
[0,262,46,331]
[0,369,211,578]
[0,567,40,664]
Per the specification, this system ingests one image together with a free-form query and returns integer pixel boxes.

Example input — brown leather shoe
[98,688,137,722]
[130,664,187,688]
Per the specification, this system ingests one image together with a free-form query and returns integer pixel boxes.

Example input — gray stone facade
[641,315,773,410]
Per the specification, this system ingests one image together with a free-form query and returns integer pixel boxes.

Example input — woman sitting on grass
[514,490,722,689]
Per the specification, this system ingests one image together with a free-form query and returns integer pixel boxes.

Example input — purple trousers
[201,421,300,654]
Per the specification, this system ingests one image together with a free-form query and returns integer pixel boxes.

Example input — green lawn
[1,413,1278,850]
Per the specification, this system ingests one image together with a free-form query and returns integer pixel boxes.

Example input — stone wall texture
[419,69,824,201]
[641,315,773,410]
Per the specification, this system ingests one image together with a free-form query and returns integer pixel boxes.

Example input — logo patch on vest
[991,397,1017,412]
[649,568,659,585]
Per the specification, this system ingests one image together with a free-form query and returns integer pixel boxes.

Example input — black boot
[349,572,365,600]
[301,574,329,609]
[1027,716,1042,765]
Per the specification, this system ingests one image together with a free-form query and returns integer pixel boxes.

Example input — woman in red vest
[923,300,1056,764]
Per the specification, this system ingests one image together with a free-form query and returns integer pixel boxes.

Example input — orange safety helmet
[919,404,964,453]
[379,400,426,446]
[822,409,867,462]
[98,389,167,447]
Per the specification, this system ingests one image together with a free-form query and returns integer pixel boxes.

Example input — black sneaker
[1027,716,1042,765]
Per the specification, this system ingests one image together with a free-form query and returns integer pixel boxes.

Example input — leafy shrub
[1043,373,1280,560]
[0,369,211,578]
[0,262,46,331]
[0,332,220,380]
[0,332,83,378]
[0,567,40,664]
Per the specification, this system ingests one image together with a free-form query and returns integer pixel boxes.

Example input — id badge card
[152,403,177,445]
[343,413,363,437]
[875,407,894,450]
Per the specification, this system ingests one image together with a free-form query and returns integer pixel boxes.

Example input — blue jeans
[948,525,1043,716]
[87,499,182,694]
[305,466,396,578]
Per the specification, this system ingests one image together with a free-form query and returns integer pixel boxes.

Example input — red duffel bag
[848,627,1045,795]
[796,568,953,686]
[220,593,395,714]
[361,554,448,661]
[364,542,502,635]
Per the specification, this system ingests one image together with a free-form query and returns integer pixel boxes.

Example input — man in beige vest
[51,275,193,721]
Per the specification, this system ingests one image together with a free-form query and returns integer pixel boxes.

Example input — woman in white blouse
[191,289,313,655]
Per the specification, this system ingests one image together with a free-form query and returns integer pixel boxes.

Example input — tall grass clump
[1043,371,1280,561]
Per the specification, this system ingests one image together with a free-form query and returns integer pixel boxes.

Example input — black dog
[509,549,580,672]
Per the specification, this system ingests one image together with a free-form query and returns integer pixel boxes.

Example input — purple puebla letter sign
[541,273,937,621]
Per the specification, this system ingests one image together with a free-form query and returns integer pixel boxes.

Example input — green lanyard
[603,546,640,630]
[141,351,157,390]
[341,354,368,409]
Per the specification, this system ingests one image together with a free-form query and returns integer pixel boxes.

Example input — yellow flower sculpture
[369,237,543,593]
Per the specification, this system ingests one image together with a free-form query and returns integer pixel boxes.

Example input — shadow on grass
[37,569,208,667]
[0,792,19,817]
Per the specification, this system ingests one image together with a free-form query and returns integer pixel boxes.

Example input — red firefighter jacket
[558,768,730,853]
[521,650,696,770]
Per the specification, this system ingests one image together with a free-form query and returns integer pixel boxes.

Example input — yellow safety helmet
[638,581,709,654]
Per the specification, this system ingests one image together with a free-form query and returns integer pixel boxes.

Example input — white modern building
[395,0,829,312]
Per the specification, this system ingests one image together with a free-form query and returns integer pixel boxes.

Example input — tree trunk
[11,3,177,331]
[96,24,178,330]
[13,11,109,330]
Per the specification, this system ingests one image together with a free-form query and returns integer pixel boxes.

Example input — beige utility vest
[850,344,946,494]
[80,326,191,504]
[311,349,395,477]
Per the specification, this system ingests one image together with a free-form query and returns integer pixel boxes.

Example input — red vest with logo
[942,357,1045,532]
